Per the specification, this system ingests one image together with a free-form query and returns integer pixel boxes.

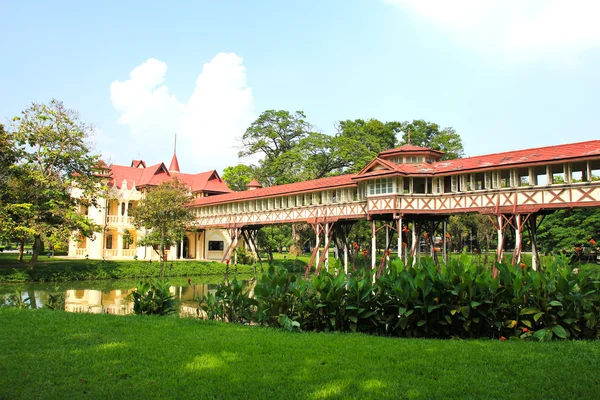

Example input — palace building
[68,150,233,261]
[69,140,600,271]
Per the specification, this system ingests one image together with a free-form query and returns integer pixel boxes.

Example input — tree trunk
[28,234,42,270]
[18,240,24,262]
[159,232,166,279]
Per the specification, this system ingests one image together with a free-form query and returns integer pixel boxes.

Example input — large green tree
[222,164,257,191]
[334,119,398,172]
[396,119,464,160]
[9,100,103,268]
[537,208,600,254]
[130,179,195,277]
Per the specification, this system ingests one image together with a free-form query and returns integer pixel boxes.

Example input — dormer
[378,145,444,165]
[131,160,146,168]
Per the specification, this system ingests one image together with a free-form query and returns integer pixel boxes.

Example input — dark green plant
[200,278,257,323]
[45,291,65,311]
[129,280,177,316]
[206,255,600,340]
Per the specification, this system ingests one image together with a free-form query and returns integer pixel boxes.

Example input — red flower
[500,336,507,341]
[446,233,451,239]
[362,250,368,257]
[353,242,359,250]
[402,242,408,247]
[520,262,527,269]
[423,232,429,238]
[575,247,582,253]
[226,259,230,265]
[433,247,439,253]
[186,277,191,285]
[590,239,597,246]
[385,249,391,256]
[522,327,529,333]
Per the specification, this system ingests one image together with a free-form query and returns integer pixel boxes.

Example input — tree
[239,110,310,161]
[396,119,464,160]
[222,164,257,191]
[10,100,103,269]
[537,208,600,254]
[334,119,398,173]
[130,179,195,277]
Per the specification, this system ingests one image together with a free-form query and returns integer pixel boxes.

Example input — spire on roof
[169,134,180,172]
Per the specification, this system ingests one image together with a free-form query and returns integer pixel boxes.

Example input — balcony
[122,249,137,258]
[75,248,87,257]
[106,215,132,225]
[103,249,118,258]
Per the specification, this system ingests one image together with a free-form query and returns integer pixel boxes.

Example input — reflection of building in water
[62,282,250,317]
[65,289,133,315]
[172,284,215,317]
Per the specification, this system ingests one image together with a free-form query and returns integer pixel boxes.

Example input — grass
[1,250,597,283]
[0,308,599,399]
[0,257,258,283]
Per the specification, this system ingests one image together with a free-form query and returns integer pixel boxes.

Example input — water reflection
[0,280,243,317]
[65,289,133,315]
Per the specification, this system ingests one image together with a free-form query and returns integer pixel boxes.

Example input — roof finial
[169,133,180,172]
[407,129,411,145]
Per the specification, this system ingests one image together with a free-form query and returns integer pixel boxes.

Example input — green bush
[204,255,600,340]
[129,280,177,316]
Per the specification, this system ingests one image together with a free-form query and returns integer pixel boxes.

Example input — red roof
[191,174,356,206]
[431,140,600,174]
[169,154,180,172]
[108,162,232,194]
[188,139,600,207]
[247,179,262,189]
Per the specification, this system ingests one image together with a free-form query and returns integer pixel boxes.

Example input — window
[474,173,485,190]
[105,234,113,250]
[208,241,224,251]
[368,178,395,195]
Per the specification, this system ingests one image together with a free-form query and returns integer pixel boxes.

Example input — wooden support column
[512,214,522,265]
[371,220,377,270]
[316,222,335,275]
[344,240,348,275]
[385,225,390,267]
[324,223,330,272]
[496,215,505,264]
[397,216,403,263]
[411,221,418,266]
[221,227,241,263]
[443,220,447,264]
[530,216,539,271]
[305,223,323,277]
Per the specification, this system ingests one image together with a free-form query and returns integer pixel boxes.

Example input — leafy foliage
[222,164,257,191]
[396,119,465,160]
[6,100,103,269]
[129,280,177,316]
[203,257,600,340]
[200,277,257,323]
[537,208,600,253]
[130,179,195,277]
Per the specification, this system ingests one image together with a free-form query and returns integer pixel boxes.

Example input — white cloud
[109,53,254,173]
[385,0,600,63]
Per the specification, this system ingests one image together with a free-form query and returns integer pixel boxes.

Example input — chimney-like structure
[247,179,262,190]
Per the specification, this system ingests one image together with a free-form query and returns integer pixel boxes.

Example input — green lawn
[1,308,599,399]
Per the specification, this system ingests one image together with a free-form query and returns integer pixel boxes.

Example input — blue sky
[2,0,599,174]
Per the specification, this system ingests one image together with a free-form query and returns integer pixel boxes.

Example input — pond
[0,274,255,317]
